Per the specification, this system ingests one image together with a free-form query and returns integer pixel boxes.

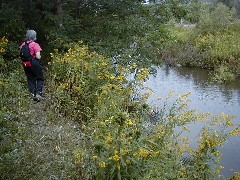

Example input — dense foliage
[48,42,239,179]
[1,0,240,83]
[1,0,240,179]
[157,3,240,82]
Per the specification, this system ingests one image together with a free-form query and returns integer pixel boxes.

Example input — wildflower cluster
[48,41,117,120]
[48,42,239,179]
[0,36,8,54]
[135,68,149,81]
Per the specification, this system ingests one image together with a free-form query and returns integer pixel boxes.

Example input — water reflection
[144,65,240,178]
[172,66,240,105]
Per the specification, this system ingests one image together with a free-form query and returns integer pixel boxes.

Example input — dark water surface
[143,65,240,178]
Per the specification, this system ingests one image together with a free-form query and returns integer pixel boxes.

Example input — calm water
[143,65,240,178]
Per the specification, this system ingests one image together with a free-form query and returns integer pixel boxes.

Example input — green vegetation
[1,38,240,179]
[48,42,239,179]
[157,3,240,82]
[1,0,240,82]
[1,0,240,179]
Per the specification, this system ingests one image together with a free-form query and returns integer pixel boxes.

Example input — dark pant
[24,59,44,96]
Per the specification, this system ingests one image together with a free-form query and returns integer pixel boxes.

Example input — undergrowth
[0,38,239,179]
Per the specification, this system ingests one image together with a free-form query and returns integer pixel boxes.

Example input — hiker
[19,30,44,101]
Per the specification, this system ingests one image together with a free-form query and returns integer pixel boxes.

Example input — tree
[215,0,240,16]
[0,0,167,64]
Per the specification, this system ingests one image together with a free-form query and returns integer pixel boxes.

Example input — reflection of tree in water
[149,65,170,77]
[172,66,212,87]
[160,65,240,105]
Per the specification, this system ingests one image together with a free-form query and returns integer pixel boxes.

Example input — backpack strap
[20,41,34,63]
[25,41,34,59]
[25,41,32,46]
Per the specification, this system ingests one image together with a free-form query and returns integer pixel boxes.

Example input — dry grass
[0,96,82,180]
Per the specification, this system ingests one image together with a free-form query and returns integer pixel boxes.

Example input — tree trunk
[76,0,83,18]
[55,0,62,15]
[76,161,83,180]
[54,0,63,27]
[36,0,44,18]
[22,0,32,27]
[0,0,3,9]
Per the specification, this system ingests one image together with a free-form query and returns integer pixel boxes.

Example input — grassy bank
[0,101,81,179]
[156,3,240,83]
[1,36,239,179]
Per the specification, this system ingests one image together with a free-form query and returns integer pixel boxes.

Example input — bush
[156,3,240,82]
[47,41,119,121]
[48,42,239,179]
[0,37,31,177]
[211,62,236,83]
[196,3,237,35]
[77,90,238,179]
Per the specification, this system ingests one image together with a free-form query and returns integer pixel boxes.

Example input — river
[143,65,240,178]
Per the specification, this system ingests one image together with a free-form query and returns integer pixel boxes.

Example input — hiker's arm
[36,52,41,59]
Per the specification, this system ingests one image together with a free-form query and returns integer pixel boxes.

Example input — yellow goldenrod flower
[212,150,221,156]
[121,149,129,155]
[126,159,131,165]
[182,137,189,142]
[73,149,83,163]
[113,154,120,161]
[226,120,233,126]
[131,62,137,68]
[178,92,191,99]
[137,148,150,158]
[117,75,125,81]
[0,48,5,53]
[183,126,189,131]
[101,62,108,66]
[98,161,106,168]
[73,86,81,92]
[117,162,121,171]
[105,135,113,144]
[125,120,134,126]
[229,129,239,136]
[114,150,119,155]
[167,91,175,99]
[110,75,115,80]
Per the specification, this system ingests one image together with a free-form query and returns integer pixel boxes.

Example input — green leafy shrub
[0,37,28,114]
[0,37,31,176]
[0,7,25,40]
[156,3,240,82]
[196,3,237,35]
[157,25,206,67]
[211,63,236,83]
[48,42,239,179]
[77,90,239,179]
[48,41,119,121]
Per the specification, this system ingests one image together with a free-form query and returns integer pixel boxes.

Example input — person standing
[19,30,44,101]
